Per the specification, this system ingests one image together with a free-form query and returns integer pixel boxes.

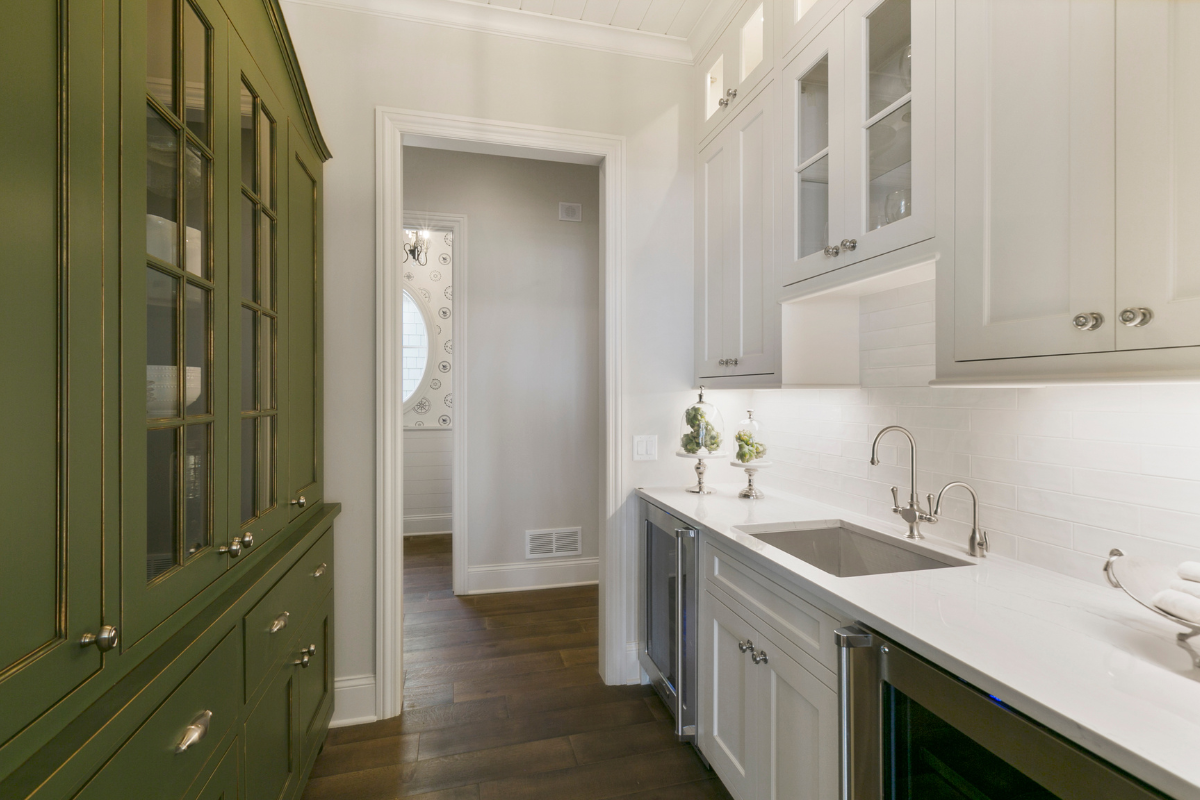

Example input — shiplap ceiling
[456,0,712,40]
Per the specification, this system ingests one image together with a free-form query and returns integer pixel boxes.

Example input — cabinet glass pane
[741,4,764,80]
[241,307,255,411]
[260,315,275,410]
[241,418,255,523]
[147,427,178,581]
[257,416,275,513]
[868,101,912,230]
[146,0,175,112]
[240,84,255,190]
[260,210,274,309]
[147,268,179,419]
[798,156,830,258]
[706,56,725,120]
[798,57,829,164]
[866,0,911,118]
[147,106,179,266]
[259,107,274,209]
[184,423,209,559]
[184,143,207,277]
[185,284,208,416]
[182,1,208,142]
[241,195,255,300]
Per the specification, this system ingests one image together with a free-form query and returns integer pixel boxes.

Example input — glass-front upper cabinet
[697,0,774,145]
[232,39,289,546]
[125,0,229,646]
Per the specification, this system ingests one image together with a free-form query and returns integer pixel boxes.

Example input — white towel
[1152,589,1200,624]
[1169,580,1200,601]
[1178,561,1200,583]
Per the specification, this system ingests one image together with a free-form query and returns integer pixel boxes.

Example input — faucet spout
[869,426,931,539]
[933,481,990,558]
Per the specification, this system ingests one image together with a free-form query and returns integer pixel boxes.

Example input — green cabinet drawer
[296,592,333,763]
[243,531,334,699]
[186,739,238,800]
[243,660,296,800]
[74,629,240,800]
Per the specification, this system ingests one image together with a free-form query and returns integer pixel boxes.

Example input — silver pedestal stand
[731,460,772,499]
[678,451,725,494]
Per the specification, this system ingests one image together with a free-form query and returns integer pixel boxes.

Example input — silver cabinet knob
[312,562,327,579]
[80,625,118,651]
[717,87,739,108]
[1072,312,1104,331]
[269,611,290,635]
[295,643,317,667]
[840,238,857,251]
[738,639,754,653]
[218,537,242,558]
[175,710,212,754]
[1118,307,1153,327]
[751,649,769,665]
[823,244,840,257]
[241,532,254,548]
[291,495,307,509]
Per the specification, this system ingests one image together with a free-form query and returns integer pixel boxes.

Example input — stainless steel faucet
[869,425,935,540]
[930,481,990,557]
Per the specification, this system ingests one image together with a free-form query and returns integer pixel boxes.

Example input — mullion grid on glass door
[145,0,213,582]
[240,78,277,526]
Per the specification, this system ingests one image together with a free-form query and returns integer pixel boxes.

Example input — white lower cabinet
[700,590,838,800]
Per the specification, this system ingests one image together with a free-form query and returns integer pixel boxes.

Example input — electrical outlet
[633,435,658,461]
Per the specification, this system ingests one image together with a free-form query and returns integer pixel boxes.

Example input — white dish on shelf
[147,365,203,417]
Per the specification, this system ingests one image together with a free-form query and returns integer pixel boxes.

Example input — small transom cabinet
[0,0,334,798]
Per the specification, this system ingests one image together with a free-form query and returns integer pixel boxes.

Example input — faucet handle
[921,493,938,524]
[890,486,901,513]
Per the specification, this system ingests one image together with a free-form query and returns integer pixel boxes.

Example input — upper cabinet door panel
[0,0,103,745]
[288,125,323,516]
[953,0,1116,361]
[698,0,774,147]
[841,0,936,265]
[782,15,845,286]
[1115,0,1200,351]
[696,135,730,377]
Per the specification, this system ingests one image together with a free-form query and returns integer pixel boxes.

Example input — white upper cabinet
[696,84,780,383]
[781,0,935,288]
[699,0,776,146]
[1114,0,1200,352]
[953,0,1116,361]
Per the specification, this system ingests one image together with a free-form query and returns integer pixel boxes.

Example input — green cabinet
[0,0,332,797]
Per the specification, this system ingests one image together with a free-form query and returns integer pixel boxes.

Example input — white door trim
[375,106,628,721]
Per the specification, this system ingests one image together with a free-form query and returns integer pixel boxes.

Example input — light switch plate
[633,435,658,461]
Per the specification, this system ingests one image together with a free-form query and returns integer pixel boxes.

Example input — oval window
[402,289,432,405]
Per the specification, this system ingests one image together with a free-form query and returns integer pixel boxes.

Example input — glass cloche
[678,387,725,456]
[734,410,767,463]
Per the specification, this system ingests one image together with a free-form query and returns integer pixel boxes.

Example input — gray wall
[404,146,601,567]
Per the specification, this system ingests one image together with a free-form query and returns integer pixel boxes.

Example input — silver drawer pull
[312,563,327,579]
[738,639,754,653]
[175,710,212,754]
[269,611,290,634]
[751,649,769,665]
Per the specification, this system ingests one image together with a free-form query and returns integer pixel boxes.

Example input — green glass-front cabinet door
[0,0,106,746]
[121,0,233,647]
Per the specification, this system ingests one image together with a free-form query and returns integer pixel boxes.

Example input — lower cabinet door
[296,593,334,764]
[244,662,296,800]
[754,634,838,800]
[189,739,240,800]
[700,592,758,800]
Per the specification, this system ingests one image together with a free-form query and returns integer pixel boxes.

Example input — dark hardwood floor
[302,534,732,800]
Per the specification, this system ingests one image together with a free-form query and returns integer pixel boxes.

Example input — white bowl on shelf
[147,365,203,416]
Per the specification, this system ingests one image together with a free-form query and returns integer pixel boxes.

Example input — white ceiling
[454,0,713,40]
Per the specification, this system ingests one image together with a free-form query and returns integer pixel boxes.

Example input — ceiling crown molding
[283,0,695,63]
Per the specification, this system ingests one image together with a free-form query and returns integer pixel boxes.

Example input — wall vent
[525,527,583,559]
[558,202,582,222]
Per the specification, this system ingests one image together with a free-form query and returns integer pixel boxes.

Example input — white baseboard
[330,674,377,728]
[403,513,452,536]
[466,556,599,594]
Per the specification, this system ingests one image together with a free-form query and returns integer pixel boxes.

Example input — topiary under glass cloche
[678,387,725,456]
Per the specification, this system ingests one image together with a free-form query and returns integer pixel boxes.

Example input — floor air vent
[526,527,582,559]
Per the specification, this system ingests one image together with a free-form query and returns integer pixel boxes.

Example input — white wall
[281,1,698,716]
[403,428,452,534]
[741,280,1200,583]
[404,146,602,574]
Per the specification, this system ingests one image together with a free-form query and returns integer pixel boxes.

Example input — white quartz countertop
[637,484,1200,799]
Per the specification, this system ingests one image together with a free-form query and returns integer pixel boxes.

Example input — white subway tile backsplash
[734,279,1200,585]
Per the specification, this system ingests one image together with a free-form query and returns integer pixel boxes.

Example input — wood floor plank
[503,682,654,717]
[404,650,565,689]
[302,762,416,800]
[404,621,587,654]
[559,646,598,667]
[403,630,593,667]
[405,595,597,628]
[480,605,599,630]
[404,617,489,637]
[404,683,454,710]
[400,737,577,796]
[611,779,735,799]
[311,733,420,778]
[405,787,481,800]
[643,693,670,723]
[453,664,602,703]
[416,698,654,761]
[569,720,681,764]
[476,746,711,800]
[325,698,509,747]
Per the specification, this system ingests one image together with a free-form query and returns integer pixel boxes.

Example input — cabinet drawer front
[704,542,841,673]
[244,661,296,800]
[244,530,334,698]
[75,630,240,800]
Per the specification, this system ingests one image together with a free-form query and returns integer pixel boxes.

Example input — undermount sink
[734,520,972,577]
